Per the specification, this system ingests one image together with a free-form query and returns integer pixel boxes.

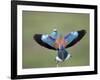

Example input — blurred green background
[22,11,90,69]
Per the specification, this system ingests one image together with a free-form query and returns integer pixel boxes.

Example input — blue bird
[33,29,86,66]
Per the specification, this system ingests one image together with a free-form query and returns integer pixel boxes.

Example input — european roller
[33,29,86,66]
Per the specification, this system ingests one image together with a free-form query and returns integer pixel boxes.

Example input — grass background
[22,11,89,69]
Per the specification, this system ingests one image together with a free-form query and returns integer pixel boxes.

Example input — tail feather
[56,49,70,62]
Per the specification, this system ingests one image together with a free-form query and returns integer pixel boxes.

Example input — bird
[33,29,86,67]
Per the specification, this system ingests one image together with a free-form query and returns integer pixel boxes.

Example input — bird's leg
[56,60,59,67]
[56,63,59,67]
[56,62,59,67]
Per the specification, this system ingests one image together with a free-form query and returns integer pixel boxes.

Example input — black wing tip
[33,34,42,44]
[78,29,87,37]
[33,34,42,42]
[33,34,40,39]
[78,29,87,38]
[79,29,86,34]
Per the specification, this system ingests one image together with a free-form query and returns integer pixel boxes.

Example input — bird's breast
[54,38,66,49]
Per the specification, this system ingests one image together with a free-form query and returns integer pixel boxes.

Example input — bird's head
[53,29,57,32]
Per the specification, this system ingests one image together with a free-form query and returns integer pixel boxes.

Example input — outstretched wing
[33,33,57,50]
[34,34,56,50]
[64,30,86,48]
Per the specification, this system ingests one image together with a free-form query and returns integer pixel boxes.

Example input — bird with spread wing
[33,29,86,67]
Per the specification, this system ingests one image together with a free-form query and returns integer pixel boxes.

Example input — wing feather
[33,34,56,50]
[65,30,86,48]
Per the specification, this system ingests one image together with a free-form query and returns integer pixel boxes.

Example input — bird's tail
[56,48,70,62]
